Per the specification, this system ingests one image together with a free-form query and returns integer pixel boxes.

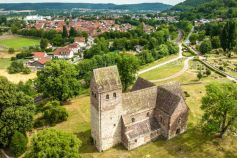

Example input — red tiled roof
[37,58,50,65]
[54,47,71,55]
[32,52,47,59]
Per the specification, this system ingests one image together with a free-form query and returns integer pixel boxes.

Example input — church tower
[90,66,123,152]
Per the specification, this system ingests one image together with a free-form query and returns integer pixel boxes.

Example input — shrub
[9,131,28,157]
[43,100,68,125]
[8,60,24,74]
[22,67,31,74]
[8,48,15,54]
[197,71,203,80]
[25,129,81,158]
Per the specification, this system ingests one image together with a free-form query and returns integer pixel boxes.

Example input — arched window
[132,118,135,122]
[94,93,97,98]
[113,93,116,98]
[106,94,109,99]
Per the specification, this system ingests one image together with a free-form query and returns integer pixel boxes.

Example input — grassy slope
[0,36,40,49]
[140,59,184,80]
[140,54,179,71]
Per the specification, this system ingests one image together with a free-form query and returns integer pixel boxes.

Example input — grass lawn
[50,73,237,158]
[26,58,237,158]
[0,36,40,49]
[140,54,179,71]
[0,58,11,69]
[140,59,184,81]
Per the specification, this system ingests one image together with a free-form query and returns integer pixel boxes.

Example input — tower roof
[92,65,122,92]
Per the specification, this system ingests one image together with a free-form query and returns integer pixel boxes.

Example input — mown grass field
[140,59,184,80]
[0,36,40,49]
[47,61,237,158]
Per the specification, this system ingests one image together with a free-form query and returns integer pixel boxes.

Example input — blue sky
[0,0,185,5]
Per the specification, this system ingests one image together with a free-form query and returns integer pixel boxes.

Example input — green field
[0,36,40,49]
[140,59,184,80]
[44,60,237,158]
[48,72,237,158]
[140,54,179,71]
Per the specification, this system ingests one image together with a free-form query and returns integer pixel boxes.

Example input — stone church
[90,65,189,152]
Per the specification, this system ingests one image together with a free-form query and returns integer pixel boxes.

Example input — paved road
[138,31,184,75]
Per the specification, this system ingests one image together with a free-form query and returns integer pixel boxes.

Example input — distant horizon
[0,0,185,5]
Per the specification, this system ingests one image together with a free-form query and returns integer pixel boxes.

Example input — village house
[90,66,189,152]
[53,47,74,59]
[28,52,51,69]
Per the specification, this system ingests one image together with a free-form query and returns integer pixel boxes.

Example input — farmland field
[0,35,40,49]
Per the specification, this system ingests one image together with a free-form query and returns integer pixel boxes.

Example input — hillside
[171,0,237,20]
[0,3,172,11]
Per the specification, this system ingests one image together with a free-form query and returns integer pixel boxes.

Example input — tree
[138,50,154,65]
[9,131,28,157]
[8,48,15,54]
[43,100,68,125]
[220,20,236,51]
[211,36,221,49]
[36,60,81,101]
[189,33,198,45]
[206,69,211,76]
[117,53,140,91]
[40,38,49,50]
[199,40,212,54]
[0,77,34,146]
[8,60,25,74]
[197,71,203,80]
[201,83,237,138]
[52,34,64,46]
[62,25,68,38]
[69,27,77,37]
[25,129,81,158]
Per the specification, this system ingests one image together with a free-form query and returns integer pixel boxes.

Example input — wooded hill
[0,3,172,12]
[171,0,237,20]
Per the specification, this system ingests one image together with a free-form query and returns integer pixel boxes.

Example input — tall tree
[201,83,237,138]
[0,77,34,146]
[36,60,81,101]
[220,21,236,51]
[40,38,49,50]
[69,27,77,37]
[62,25,68,38]
[117,53,140,91]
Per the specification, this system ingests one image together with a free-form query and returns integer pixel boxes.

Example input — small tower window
[160,116,163,124]
[106,94,109,99]
[113,93,117,98]
[147,112,150,117]
[132,118,135,122]
[94,93,97,98]
[134,139,137,143]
